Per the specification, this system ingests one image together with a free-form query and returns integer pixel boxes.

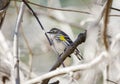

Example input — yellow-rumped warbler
[47,28,83,60]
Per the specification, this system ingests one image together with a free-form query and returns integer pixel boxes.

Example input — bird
[47,28,83,60]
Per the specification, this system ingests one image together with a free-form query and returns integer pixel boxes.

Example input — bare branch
[13,2,26,84]
[102,1,113,84]
[12,0,91,14]
[14,1,34,79]
[22,0,52,46]
[103,0,113,50]
[24,51,108,84]
[110,7,120,12]
[106,79,118,84]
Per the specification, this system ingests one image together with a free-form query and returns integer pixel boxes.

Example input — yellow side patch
[59,35,66,41]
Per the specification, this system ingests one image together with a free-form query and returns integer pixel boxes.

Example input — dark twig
[22,0,52,45]
[42,30,87,84]
[111,7,120,12]
[107,79,118,84]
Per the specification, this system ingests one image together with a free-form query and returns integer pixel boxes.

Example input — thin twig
[96,1,120,12]
[11,0,91,14]
[107,79,118,84]
[95,1,107,25]
[0,11,6,29]
[103,0,113,50]
[111,7,120,12]
[13,2,26,84]
[22,0,52,46]
[27,9,83,29]
[14,1,34,79]
[28,1,91,14]
[110,15,120,17]
[103,1,113,84]
[21,28,34,79]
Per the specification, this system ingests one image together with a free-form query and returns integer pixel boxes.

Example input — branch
[13,2,26,84]
[102,1,113,84]
[27,1,91,14]
[24,51,108,84]
[41,30,87,84]
[107,79,118,84]
[25,8,83,29]
[14,1,34,79]
[110,7,120,12]
[22,0,52,46]
[103,0,113,49]
[50,31,87,71]
[13,0,91,14]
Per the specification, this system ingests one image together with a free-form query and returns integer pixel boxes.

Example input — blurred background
[1,0,120,83]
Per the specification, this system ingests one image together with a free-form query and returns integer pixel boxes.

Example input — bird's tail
[74,48,84,60]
